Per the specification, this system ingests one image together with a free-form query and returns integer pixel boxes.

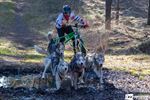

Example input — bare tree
[105,0,112,30]
[116,0,120,25]
[148,0,150,25]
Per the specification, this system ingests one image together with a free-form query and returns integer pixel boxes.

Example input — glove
[62,24,66,27]
[83,24,89,28]
[83,21,89,28]
[82,20,89,28]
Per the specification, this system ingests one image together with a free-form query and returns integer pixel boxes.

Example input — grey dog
[85,52,105,88]
[54,60,69,90]
[34,43,65,79]
[69,52,86,90]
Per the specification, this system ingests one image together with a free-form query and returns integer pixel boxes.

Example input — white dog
[54,60,69,90]
[34,43,65,79]
[69,52,86,90]
[85,52,105,89]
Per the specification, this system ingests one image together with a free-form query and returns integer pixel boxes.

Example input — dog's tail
[34,45,48,55]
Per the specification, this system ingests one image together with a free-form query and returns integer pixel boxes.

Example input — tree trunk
[116,0,120,25]
[105,0,112,30]
[148,0,150,25]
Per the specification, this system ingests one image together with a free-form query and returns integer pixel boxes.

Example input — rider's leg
[56,27,65,44]
[72,39,80,54]
[79,39,86,55]
[65,26,78,54]
[81,45,86,55]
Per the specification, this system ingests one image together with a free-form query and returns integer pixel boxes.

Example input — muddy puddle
[0,69,149,100]
[0,74,52,89]
[0,73,125,100]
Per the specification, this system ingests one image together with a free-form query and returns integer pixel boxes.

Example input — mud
[0,83,125,100]
[0,67,150,100]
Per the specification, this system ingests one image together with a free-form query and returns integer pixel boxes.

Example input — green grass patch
[0,48,17,55]
[0,11,15,25]
[21,54,45,63]
[23,13,48,31]
[107,66,150,79]
[106,66,149,79]
[84,14,95,20]
[0,2,15,27]
[22,54,44,60]
[0,2,15,12]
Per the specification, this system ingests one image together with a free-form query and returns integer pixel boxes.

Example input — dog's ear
[80,52,86,57]
[94,53,98,58]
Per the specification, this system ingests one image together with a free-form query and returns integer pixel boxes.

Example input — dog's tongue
[79,67,84,72]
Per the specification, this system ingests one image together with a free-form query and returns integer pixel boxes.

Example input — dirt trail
[3,0,46,49]
[0,0,150,100]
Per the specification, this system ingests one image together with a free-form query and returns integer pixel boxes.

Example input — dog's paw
[78,79,85,85]
[71,86,76,91]
[80,79,85,84]
[41,75,45,79]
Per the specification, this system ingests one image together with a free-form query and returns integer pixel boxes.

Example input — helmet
[63,5,71,14]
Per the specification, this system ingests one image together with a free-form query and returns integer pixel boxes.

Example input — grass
[0,1,15,27]
[0,1,15,12]
[0,37,150,78]
[23,50,74,63]
[0,42,150,77]
[20,53,44,63]
[105,54,150,77]
[0,41,44,63]
[0,39,18,55]
[23,52,150,77]
[0,0,13,2]
[0,48,17,55]
[0,40,73,63]
[21,54,45,63]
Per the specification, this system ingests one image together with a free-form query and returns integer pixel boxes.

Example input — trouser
[56,26,86,55]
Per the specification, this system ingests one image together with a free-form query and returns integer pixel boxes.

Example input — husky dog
[54,60,69,90]
[85,52,105,88]
[34,42,65,79]
[32,73,52,89]
[69,52,86,90]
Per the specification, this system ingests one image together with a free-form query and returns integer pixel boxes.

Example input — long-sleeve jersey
[55,12,85,29]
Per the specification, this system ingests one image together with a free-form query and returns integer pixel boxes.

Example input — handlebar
[68,23,84,28]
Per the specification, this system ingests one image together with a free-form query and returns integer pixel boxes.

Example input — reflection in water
[0,76,8,87]
[1,75,149,100]
[0,74,52,89]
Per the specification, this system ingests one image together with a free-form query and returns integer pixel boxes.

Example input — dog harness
[47,39,56,54]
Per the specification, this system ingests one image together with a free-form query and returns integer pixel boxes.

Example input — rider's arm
[56,13,64,28]
[70,12,86,25]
